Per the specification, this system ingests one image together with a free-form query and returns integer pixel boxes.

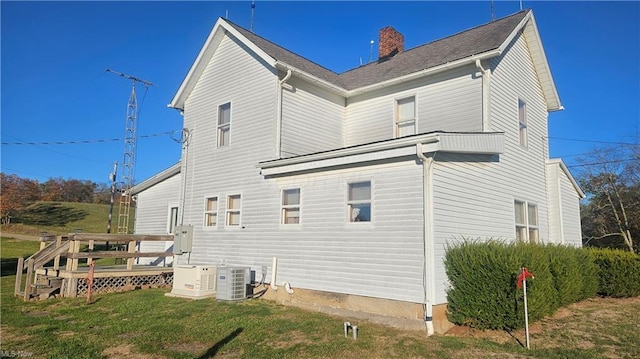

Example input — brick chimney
[378,26,404,61]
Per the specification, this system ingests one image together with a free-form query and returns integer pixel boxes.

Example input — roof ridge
[221,17,341,77]
[339,9,530,76]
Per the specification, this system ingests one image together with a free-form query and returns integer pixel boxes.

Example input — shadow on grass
[197,328,243,359]
[15,203,88,226]
[1,258,19,277]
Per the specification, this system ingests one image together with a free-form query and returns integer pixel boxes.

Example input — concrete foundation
[258,285,454,334]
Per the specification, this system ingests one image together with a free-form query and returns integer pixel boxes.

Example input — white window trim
[281,188,301,226]
[166,203,179,234]
[217,101,232,148]
[514,199,539,243]
[518,98,527,148]
[226,193,242,228]
[394,95,417,138]
[203,196,219,229]
[347,180,373,224]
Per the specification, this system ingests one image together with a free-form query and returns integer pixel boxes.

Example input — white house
[132,9,584,334]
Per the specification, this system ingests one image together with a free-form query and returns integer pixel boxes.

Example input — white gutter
[416,143,436,336]
[348,50,501,97]
[275,63,347,96]
[275,69,292,158]
[475,59,491,131]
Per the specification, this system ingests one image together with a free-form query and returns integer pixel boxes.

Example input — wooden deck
[16,233,174,300]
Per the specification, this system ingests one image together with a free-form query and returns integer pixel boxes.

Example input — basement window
[281,188,300,224]
[348,181,371,222]
[515,200,538,243]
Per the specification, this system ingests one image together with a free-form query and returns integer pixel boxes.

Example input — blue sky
[2,1,639,185]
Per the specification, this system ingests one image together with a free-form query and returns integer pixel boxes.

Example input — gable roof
[170,9,561,111]
[131,162,181,195]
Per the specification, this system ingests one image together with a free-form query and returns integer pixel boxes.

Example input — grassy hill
[1,201,135,236]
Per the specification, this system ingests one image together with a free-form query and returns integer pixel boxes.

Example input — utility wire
[1,131,175,146]
[566,158,636,168]
[546,136,639,146]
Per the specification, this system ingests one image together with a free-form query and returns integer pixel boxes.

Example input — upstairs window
[226,194,241,226]
[395,96,416,138]
[281,188,300,224]
[348,181,371,222]
[204,197,218,227]
[515,200,539,243]
[218,102,231,147]
[518,99,527,146]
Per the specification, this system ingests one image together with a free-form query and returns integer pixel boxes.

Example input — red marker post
[517,267,535,349]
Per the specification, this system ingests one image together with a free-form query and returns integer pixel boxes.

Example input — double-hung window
[218,102,231,147]
[515,200,539,243]
[395,96,416,137]
[348,181,371,222]
[226,194,241,226]
[281,189,300,224]
[204,197,218,227]
[518,99,527,146]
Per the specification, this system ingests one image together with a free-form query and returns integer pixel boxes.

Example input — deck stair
[15,235,70,300]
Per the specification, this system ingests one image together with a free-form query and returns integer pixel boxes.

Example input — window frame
[518,98,527,147]
[217,102,231,147]
[226,194,242,227]
[281,188,301,225]
[347,181,372,223]
[395,96,416,138]
[167,204,179,234]
[204,196,219,228]
[514,199,539,243]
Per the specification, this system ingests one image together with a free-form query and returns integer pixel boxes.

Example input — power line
[1,131,175,146]
[566,158,636,168]
[546,136,639,146]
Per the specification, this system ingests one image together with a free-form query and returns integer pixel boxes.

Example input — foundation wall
[259,286,454,334]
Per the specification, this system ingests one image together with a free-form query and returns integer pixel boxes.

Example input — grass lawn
[1,240,639,358]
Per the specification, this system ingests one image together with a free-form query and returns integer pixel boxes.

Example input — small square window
[348,182,371,222]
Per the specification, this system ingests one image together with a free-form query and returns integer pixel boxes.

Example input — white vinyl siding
[281,188,300,224]
[395,96,416,137]
[281,76,344,157]
[346,64,482,146]
[547,161,583,246]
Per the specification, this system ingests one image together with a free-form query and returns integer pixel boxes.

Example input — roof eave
[547,159,586,199]
[169,18,277,110]
[131,162,182,195]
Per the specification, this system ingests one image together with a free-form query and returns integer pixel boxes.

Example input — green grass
[2,239,639,358]
[1,201,135,236]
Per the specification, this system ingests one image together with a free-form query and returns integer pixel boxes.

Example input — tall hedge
[588,248,640,297]
[445,240,598,330]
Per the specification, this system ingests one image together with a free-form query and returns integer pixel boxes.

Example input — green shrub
[588,248,640,297]
[445,239,599,330]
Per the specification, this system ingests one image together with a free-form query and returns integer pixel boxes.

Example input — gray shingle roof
[226,10,529,90]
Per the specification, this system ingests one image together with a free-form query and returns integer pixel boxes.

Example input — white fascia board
[259,132,504,176]
[275,62,347,96]
[169,18,276,110]
[131,162,181,195]
[346,50,501,97]
[547,158,585,199]
[501,11,562,112]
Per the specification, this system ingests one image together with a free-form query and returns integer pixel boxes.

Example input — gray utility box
[216,266,251,301]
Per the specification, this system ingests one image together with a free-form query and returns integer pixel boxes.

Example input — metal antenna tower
[250,1,256,33]
[106,68,155,234]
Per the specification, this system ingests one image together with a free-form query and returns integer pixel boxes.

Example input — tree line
[0,173,114,224]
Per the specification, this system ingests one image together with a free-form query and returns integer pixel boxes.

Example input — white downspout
[475,59,491,132]
[416,143,436,336]
[275,69,292,159]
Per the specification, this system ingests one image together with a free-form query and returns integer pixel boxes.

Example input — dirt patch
[58,331,75,338]
[166,342,209,355]
[0,325,33,343]
[102,344,163,359]
[270,330,317,349]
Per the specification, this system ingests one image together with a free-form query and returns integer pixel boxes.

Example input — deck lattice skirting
[15,233,174,300]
